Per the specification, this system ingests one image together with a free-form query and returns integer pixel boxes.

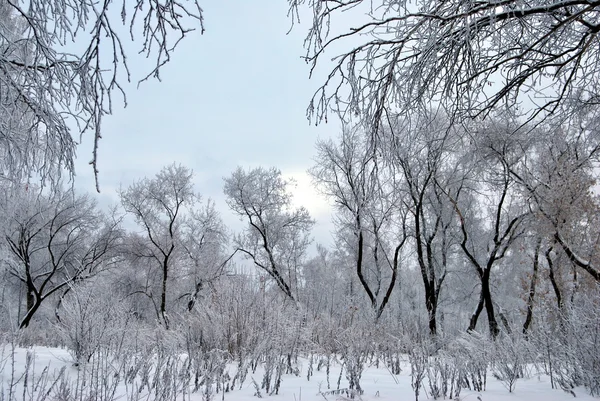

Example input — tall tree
[181,200,229,311]
[224,167,313,303]
[383,111,463,335]
[311,128,408,319]
[120,163,197,328]
[452,116,530,337]
[3,186,122,328]
[510,112,600,283]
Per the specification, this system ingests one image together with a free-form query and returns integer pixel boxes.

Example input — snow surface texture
[0,345,595,401]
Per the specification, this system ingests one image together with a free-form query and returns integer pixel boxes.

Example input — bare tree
[302,244,349,323]
[450,116,530,338]
[2,186,122,328]
[224,166,314,303]
[120,163,197,328]
[0,0,203,187]
[506,110,600,283]
[382,111,464,335]
[289,0,600,131]
[311,128,408,319]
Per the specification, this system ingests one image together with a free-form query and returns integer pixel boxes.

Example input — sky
[72,2,339,248]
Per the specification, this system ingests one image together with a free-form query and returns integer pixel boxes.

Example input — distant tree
[224,167,314,303]
[2,186,122,328]
[181,200,230,311]
[0,0,203,187]
[302,244,348,322]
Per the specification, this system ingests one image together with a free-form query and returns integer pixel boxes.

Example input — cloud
[282,169,334,247]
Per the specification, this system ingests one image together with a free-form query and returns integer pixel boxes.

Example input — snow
[0,344,596,401]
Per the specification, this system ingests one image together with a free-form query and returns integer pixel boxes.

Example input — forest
[1,1,600,400]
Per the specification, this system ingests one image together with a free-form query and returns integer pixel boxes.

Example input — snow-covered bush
[531,286,600,396]
[449,332,489,393]
[408,343,428,401]
[54,281,131,365]
[490,333,529,393]
[426,350,462,399]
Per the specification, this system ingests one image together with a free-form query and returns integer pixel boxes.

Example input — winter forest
[1,1,600,400]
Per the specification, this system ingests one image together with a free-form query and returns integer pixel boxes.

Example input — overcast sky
[72,2,339,248]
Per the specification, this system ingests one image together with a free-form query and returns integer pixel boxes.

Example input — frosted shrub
[0,341,135,401]
[386,351,403,375]
[569,294,600,396]
[426,352,462,400]
[532,289,600,396]
[259,347,289,396]
[175,312,232,394]
[54,283,131,365]
[453,332,489,393]
[201,349,231,398]
[316,353,334,389]
[336,323,376,399]
[490,334,529,393]
[230,357,250,390]
[408,344,428,401]
[344,347,365,398]
[0,347,67,401]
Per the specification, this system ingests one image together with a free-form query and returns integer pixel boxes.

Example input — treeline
[1,108,600,396]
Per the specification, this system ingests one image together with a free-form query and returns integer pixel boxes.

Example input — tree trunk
[55,287,73,322]
[26,289,35,317]
[415,208,439,336]
[468,289,484,332]
[356,230,376,309]
[20,293,41,329]
[482,269,499,338]
[187,281,203,311]
[161,258,169,329]
[376,242,404,320]
[523,240,541,336]
[546,247,563,309]
[426,288,438,336]
[467,269,499,338]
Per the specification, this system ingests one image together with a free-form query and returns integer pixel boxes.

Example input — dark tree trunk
[26,289,35,316]
[161,256,169,329]
[356,230,376,309]
[187,281,203,311]
[20,293,41,329]
[426,288,438,336]
[482,269,499,338]
[468,289,485,332]
[499,312,512,334]
[55,287,73,322]
[376,241,404,320]
[415,206,440,337]
[523,240,541,336]
[546,247,563,309]
[467,269,499,338]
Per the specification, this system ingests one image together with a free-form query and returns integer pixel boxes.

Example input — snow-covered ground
[0,345,595,401]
